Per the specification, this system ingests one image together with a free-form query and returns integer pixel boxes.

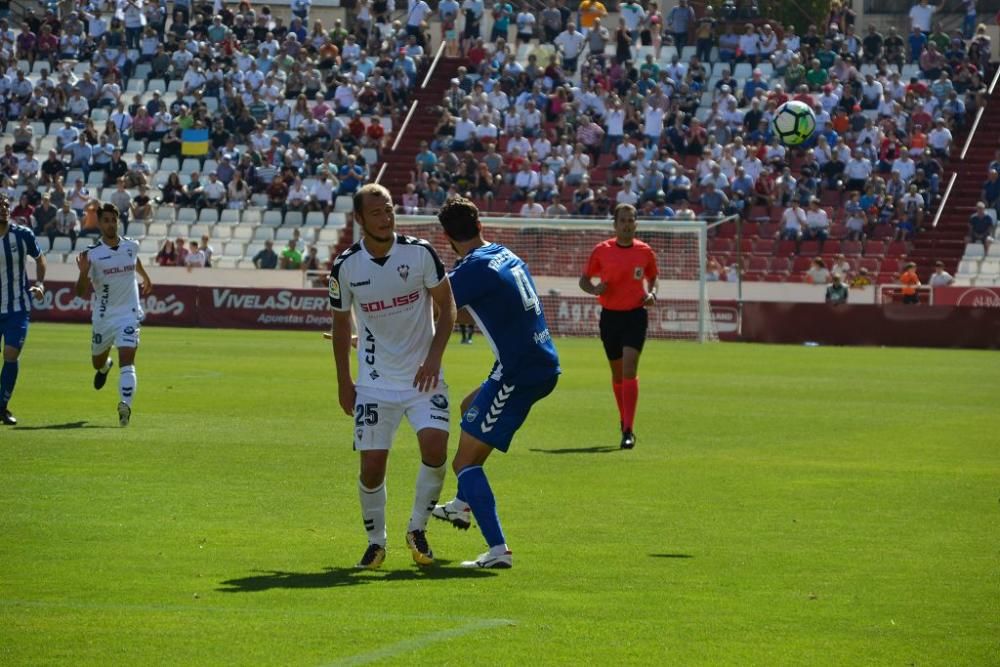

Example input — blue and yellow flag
[181,129,210,156]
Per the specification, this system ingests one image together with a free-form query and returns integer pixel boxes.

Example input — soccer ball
[772,100,817,146]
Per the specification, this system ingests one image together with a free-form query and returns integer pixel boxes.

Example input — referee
[579,204,658,449]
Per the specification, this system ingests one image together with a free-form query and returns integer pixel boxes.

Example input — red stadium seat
[864,240,886,256]
[748,256,770,272]
[799,240,821,256]
[770,257,791,273]
[840,240,863,256]
[859,258,881,273]
[753,238,775,255]
[886,241,908,257]
[792,256,814,272]
[710,238,735,253]
[880,258,900,274]
[776,240,798,256]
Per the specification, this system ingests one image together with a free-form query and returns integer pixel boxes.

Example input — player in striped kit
[0,193,47,426]
[74,203,153,427]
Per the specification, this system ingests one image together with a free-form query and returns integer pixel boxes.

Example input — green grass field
[1,324,998,666]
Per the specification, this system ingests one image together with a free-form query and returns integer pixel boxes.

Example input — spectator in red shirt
[347,111,366,143]
[364,116,386,148]
[578,203,659,450]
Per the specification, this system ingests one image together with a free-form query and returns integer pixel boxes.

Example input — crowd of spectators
[404,0,994,268]
[0,0,440,266]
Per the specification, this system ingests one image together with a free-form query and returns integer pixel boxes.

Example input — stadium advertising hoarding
[32,282,198,326]
[31,283,329,330]
[930,286,1000,308]
[542,296,739,340]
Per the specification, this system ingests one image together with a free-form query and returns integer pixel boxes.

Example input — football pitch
[2,324,998,666]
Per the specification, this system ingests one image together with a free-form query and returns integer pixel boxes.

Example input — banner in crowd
[181,129,210,156]
[932,286,1000,308]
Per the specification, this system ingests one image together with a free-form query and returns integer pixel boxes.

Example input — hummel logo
[480,384,515,433]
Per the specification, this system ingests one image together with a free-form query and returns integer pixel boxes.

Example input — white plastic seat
[333,198,353,212]
[189,224,211,238]
[231,225,254,241]
[213,256,239,269]
[159,157,180,173]
[176,207,197,223]
[963,243,985,259]
[223,241,246,257]
[253,227,275,241]
[304,211,327,227]
[168,223,191,238]
[198,208,219,223]
[51,237,74,253]
[283,211,303,226]
[262,210,283,227]
[219,209,241,224]
[139,238,160,254]
[318,228,342,244]
[733,62,753,79]
[146,222,169,238]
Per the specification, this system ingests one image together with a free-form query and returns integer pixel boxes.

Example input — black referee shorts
[599,307,648,361]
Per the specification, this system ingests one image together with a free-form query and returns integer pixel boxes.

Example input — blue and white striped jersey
[0,223,42,315]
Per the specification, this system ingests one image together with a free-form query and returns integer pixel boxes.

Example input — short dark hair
[98,202,120,219]
[438,196,480,242]
[613,203,636,222]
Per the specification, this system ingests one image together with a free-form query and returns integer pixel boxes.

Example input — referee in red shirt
[578,203,659,449]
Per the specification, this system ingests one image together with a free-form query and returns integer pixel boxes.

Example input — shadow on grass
[528,446,621,454]
[217,561,497,592]
[649,553,694,559]
[12,421,114,430]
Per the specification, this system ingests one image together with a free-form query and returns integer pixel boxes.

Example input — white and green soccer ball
[772,100,817,146]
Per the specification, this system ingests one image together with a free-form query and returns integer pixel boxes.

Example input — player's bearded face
[360,197,395,243]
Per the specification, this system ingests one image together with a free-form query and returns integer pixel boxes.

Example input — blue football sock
[457,465,505,548]
[1,359,19,407]
[455,488,467,504]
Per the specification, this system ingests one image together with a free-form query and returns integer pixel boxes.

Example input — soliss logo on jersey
[430,394,448,409]
[397,264,410,281]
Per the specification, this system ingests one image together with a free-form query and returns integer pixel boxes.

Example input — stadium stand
[0,0,996,286]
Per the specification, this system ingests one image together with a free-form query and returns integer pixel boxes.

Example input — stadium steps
[911,70,1000,281]
[378,57,468,196]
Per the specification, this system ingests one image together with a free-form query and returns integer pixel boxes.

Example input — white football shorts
[91,317,141,356]
[353,384,451,451]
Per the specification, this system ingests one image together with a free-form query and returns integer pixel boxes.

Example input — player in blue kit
[0,192,47,426]
[431,197,560,569]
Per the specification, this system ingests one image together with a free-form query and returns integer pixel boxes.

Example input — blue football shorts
[0,312,30,351]
[462,374,558,452]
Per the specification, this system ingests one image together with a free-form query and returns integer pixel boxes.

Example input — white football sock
[407,462,446,532]
[358,479,387,546]
[119,365,136,407]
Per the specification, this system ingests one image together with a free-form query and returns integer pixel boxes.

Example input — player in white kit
[74,203,153,426]
[329,183,457,569]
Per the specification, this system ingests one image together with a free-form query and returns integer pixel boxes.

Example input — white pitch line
[323,618,515,667]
